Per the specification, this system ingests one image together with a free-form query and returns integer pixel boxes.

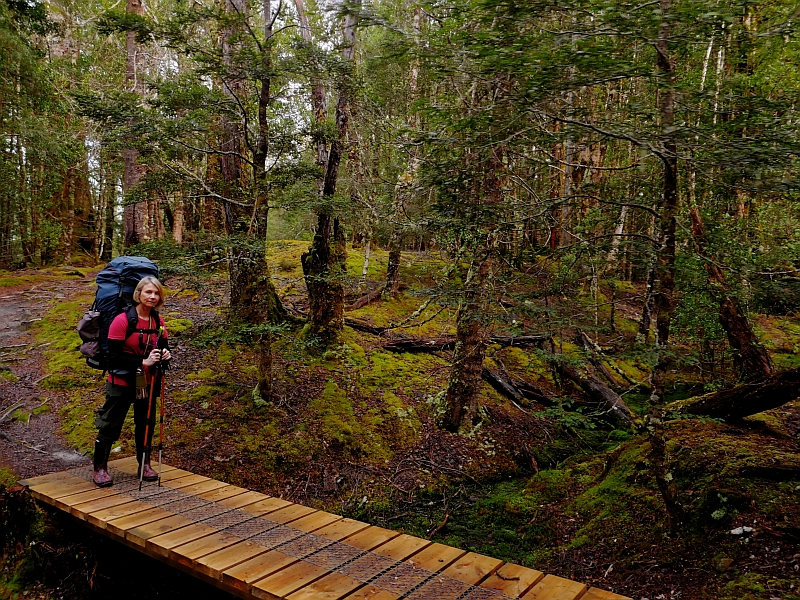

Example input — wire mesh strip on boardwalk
[63,464,519,600]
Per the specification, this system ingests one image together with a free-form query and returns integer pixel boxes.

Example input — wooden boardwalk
[20,458,630,600]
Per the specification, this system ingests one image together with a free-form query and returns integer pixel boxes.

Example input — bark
[558,364,637,429]
[100,171,115,262]
[249,0,273,238]
[172,194,184,243]
[689,207,772,380]
[481,367,554,407]
[384,6,421,298]
[380,334,547,353]
[651,2,679,398]
[679,368,800,420]
[301,216,347,344]
[345,287,383,311]
[122,0,149,247]
[443,254,493,432]
[219,0,247,234]
[649,1,684,531]
[301,6,358,344]
[229,245,289,402]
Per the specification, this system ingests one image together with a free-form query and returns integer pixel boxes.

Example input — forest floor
[0,248,799,600]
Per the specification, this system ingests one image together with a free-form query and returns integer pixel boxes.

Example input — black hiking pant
[95,382,159,454]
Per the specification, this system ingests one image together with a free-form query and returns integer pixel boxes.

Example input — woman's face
[139,284,161,309]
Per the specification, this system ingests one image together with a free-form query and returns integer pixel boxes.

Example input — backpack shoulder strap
[124,306,139,339]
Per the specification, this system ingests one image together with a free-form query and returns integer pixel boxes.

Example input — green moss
[717,573,799,600]
[217,344,237,363]
[163,317,193,335]
[58,390,98,454]
[186,368,217,381]
[0,466,17,487]
[358,350,446,400]
[309,381,391,460]
[0,369,17,383]
[0,274,47,288]
[174,383,234,406]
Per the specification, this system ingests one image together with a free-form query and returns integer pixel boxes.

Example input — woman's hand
[143,348,171,367]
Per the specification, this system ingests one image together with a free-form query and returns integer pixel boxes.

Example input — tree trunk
[689,207,772,380]
[301,5,358,344]
[648,1,684,532]
[122,0,148,247]
[443,254,493,432]
[384,6,421,298]
[302,215,347,344]
[172,193,184,243]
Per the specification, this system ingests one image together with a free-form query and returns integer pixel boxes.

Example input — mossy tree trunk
[443,252,493,432]
[301,215,347,345]
[301,5,358,345]
[648,0,684,532]
[229,244,288,401]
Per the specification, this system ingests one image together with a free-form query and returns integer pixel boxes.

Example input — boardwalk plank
[125,513,197,546]
[196,540,273,579]
[285,572,364,600]
[521,574,587,600]
[407,542,466,571]
[441,552,502,585]
[218,491,271,509]
[482,563,544,597]
[85,499,153,528]
[147,522,219,557]
[251,560,330,599]
[257,503,316,523]
[582,588,630,600]
[340,585,397,600]
[370,533,429,559]
[313,518,369,542]
[71,494,138,519]
[222,551,298,594]
[288,511,342,533]
[106,506,176,538]
[52,487,120,510]
[171,530,244,565]
[28,477,96,499]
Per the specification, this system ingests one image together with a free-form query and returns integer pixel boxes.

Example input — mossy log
[558,364,637,429]
[345,287,384,311]
[481,367,554,407]
[380,334,547,353]
[678,368,800,420]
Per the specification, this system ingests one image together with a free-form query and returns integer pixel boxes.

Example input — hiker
[92,276,172,487]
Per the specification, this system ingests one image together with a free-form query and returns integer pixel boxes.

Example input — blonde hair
[133,276,166,309]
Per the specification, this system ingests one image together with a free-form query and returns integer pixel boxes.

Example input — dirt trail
[0,276,91,479]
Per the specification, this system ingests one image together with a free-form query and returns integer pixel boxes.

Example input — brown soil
[0,277,92,478]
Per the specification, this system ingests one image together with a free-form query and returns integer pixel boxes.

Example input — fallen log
[678,368,800,420]
[344,318,387,335]
[380,334,547,353]
[558,364,637,429]
[345,287,384,311]
[481,367,554,407]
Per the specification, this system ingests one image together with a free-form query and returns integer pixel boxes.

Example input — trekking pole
[156,335,168,487]
[140,372,157,491]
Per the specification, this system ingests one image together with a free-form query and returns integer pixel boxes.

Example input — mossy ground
[10,241,800,599]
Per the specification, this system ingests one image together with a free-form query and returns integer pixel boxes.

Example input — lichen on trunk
[301,215,347,346]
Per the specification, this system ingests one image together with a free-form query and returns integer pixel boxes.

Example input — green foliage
[96,10,153,43]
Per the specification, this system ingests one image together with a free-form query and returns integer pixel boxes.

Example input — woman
[92,276,172,487]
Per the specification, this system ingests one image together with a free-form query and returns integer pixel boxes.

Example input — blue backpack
[77,256,160,370]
